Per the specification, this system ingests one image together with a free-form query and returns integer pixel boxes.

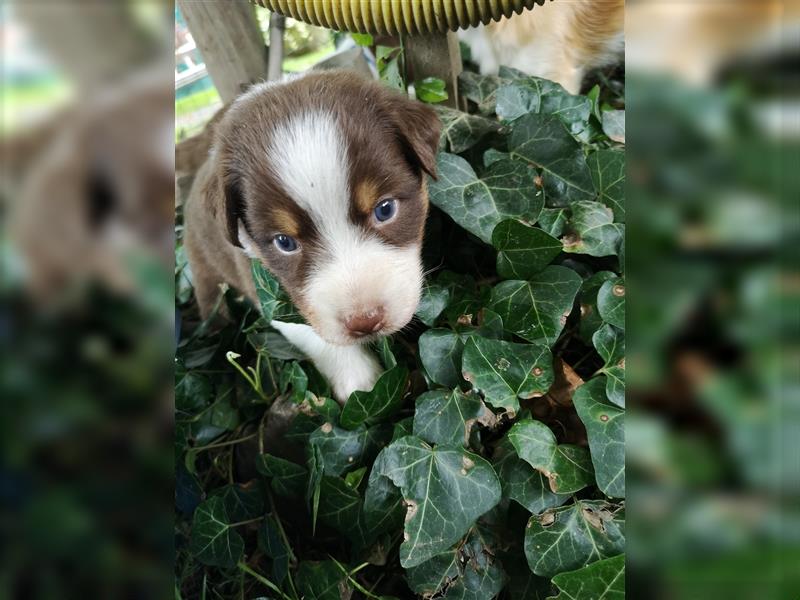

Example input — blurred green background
[625,1,799,596]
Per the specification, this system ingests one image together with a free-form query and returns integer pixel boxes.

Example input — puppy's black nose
[345,308,384,336]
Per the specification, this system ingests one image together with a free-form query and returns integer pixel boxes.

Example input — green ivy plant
[176,67,625,599]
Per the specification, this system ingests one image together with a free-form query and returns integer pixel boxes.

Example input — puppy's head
[215,72,441,345]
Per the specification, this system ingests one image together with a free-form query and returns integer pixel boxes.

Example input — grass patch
[175,86,221,119]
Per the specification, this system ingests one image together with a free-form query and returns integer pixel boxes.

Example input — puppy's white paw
[328,347,382,404]
[270,320,383,405]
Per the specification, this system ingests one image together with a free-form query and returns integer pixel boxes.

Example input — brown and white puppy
[184,71,441,402]
[459,0,625,94]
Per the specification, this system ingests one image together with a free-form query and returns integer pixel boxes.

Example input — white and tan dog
[459,0,625,94]
[184,71,441,403]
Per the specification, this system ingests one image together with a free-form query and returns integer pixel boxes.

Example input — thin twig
[237,562,294,600]
[191,432,258,452]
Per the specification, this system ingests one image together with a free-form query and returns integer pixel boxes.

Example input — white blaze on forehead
[265,110,351,238]
[264,110,424,345]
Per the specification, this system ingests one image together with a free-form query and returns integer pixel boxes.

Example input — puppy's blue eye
[273,234,298,253]
[374,198,397,222]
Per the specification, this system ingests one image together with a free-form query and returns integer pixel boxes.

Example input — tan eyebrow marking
[419,177,429,210]
[354,179,381,214]
[273,208,301,238]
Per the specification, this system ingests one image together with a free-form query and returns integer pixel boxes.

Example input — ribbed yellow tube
[253,0,545,35]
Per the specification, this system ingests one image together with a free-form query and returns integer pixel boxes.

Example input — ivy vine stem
[226,351,266,399]
[191,432,258,453]
[330,558,381,600]
[237,562,295,600]
[228,516,263,528]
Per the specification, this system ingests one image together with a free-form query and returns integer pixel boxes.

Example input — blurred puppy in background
[459,0,624,93]
[6,67,174,301]
[626,0,795,86]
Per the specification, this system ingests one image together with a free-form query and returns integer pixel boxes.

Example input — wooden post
[405,32,463,109]
[177,0,269,103]
[267,13,286,81]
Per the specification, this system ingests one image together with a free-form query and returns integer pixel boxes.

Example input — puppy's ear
[388,95,442,179]
[214,159,244,248]
[223,175,244,248]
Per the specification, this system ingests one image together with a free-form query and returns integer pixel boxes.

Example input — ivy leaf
[509,113,594,204]
[592,324,625,408]
[256,454,308,498]
[406,528,505,599]
[587,149,625,223]
[524,500,625,578]
[340,365,409,429]
[508,419,594,494]
[601,110,625,144]
[492,219,562,279]
[350,32,373,46]
[458,71,506,115]
[461,337,553,412]
[309,423,391,477]
[211,484,264,521]
[209,394,239,431]
[488,266,582,347]
[392,417,414,443]
[435,105,504,153]
[258,515,290,585]
[416,77,449,104]
[345,466,367,489]
[496,77,591,137]
[318,476,361,533]
[176,464,203,516]
[296,561,350,600]
[251,259,303,323]
[548,554,625,600]
[305,394,341,423]
[176,371,212,416]
[492,437,569,514]
[562,201,624,257]
[437,272,482,325]
[419,328,466,388]
[429,153,542,244]
[406,553,459,597]
[577,271,617,344]
[280,361,308,403]
[363,461,405,535]
[573,378,625,498]
[597,278,625,330]
[189,496,245,568]
[320,474,404,549]
[373,436,501,568]
[375,337,397,369]
[537,207,569,238]
[416,283,451,326]
[483,148,510,167]
[285,412,321,445]
[412,389,484,447]
[307,444,324,534]
[476,309,506,340]
[377,46,404,91]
